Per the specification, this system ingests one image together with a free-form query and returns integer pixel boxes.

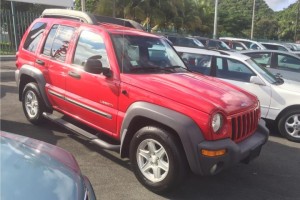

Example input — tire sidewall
[22,83,45,124]
[129,126,186,193]
[278,110,300,142]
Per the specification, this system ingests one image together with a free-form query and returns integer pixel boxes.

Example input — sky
[264,0,298,11]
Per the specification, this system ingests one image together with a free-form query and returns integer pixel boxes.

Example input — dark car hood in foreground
[0,132,87,200]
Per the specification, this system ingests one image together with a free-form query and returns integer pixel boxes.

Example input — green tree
[255,19,279,40]
[277,2,299,41]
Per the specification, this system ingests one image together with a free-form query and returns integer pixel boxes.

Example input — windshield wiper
[130,66,184,73]
[130,66,161,72]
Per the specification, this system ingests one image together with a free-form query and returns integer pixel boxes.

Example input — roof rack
[41,9,145,31]
[41,9,97,24]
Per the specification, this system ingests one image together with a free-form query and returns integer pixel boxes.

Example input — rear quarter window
[23,22,47,53]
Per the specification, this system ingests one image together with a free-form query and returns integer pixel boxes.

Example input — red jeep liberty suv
[15,9,268,193]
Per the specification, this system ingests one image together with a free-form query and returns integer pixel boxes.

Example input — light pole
[213,0,218,39]
[295,0,300,41]
[251,0,256,40]
[81,0,85,12]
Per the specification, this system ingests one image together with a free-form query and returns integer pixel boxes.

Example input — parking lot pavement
[1,60,300,200]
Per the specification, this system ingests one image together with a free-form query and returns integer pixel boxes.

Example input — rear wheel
[129,126,187,193]
[22,82,45,125]
[278,110,300,142]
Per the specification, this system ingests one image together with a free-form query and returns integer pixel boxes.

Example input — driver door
[65,29,119,135]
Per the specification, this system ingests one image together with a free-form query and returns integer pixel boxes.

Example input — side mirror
[250,76,265,86]
[84,59,111,77]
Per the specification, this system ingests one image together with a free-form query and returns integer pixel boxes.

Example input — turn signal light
[201,149,226,157]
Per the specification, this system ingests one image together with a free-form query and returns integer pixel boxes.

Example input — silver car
[241,50,300,82]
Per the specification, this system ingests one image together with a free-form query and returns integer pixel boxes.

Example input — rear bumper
[196,119,269,175]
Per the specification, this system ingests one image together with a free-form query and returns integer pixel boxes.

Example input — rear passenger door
[37,23,77,109]
[65,29,119,135]
[213,57,271,118]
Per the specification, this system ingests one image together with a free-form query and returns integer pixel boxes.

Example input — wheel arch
[16,65,52,111]
[275,104,300,123]
[120,102,205,174]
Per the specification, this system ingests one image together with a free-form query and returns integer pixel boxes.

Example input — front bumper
[196,119,269,175]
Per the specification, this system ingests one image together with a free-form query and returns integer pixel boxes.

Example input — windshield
[219,41,230,50]
[111,34,187,74]
[246,59,278,84]
[193,39,205,47]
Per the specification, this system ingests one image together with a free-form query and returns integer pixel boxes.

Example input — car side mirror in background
[250,76,266,86]
[84,59,111,77]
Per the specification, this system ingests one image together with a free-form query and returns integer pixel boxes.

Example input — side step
[43,112,120,151]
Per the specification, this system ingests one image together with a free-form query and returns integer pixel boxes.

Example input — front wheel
[129,126,187,193]
[278,110,300,142]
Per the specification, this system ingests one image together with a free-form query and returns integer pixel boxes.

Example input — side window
[42,25,74,62]
[278,46,288,52]
[246,53,271,67]
[216,58,254,82]
[42,24,58,56]
[181,52,211,75]
[51,26,75,61]
[250,43,259,50]
[277,54,300,71]
[233,43,245,51]
[23,22,47,53]
[73,30,110,68]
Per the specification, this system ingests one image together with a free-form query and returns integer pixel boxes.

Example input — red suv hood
[123,73,257,115]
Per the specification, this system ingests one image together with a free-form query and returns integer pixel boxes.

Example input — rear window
[23,22,47,53]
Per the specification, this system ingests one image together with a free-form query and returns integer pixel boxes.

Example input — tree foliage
[2,0,299,41]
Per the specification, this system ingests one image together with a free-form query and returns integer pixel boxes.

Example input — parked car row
[165,35,300,82]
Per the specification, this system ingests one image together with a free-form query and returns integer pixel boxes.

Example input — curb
[0,55,16,61]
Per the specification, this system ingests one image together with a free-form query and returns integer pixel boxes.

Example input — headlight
[212,113,223,133]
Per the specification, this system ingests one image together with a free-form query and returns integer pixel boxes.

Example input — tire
[129,126,187,193]
[278,109,300,142]
[22,82,45,125]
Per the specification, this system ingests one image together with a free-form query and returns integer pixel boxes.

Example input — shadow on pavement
[1,84,18,98]
[163,140,300,200]
[1,119,67,145]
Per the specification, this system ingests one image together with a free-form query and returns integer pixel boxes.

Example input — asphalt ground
[1,60,300,200]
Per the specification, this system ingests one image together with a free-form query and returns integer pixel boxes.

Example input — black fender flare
[15,64,52,110]
[120,102,205,174]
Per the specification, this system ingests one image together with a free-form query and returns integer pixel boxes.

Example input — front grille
[231,107,260,142]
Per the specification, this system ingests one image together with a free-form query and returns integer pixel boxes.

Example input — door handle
[36,59,45,66]
[68,71,81,79]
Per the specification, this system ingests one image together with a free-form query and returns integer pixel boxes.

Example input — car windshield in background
[111,35,187,74]
[219,41,231,50]
[246,59,278,84]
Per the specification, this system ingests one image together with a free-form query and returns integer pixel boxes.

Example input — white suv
[219,37,266,50]
[175,46,300,142]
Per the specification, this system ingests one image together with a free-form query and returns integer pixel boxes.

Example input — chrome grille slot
[231,108,259,142]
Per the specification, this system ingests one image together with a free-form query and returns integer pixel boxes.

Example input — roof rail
[41,9,97,24]
[209,49,230,55]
